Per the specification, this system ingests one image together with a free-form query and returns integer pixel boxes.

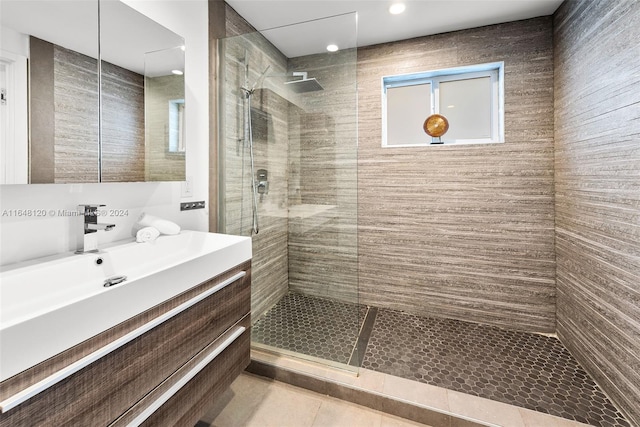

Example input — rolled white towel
[136,226,160,243]
[137,213,181,235]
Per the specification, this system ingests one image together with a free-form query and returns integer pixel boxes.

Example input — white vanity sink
[0,231,251,381]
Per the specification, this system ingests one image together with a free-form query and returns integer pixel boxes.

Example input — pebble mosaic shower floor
[252,292,630,427]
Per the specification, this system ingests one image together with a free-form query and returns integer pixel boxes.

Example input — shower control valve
[257,180,269,195]
[257,169,269,195]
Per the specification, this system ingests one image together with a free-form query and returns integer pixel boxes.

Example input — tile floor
[251,293,630,427]
[252,293,366,365]
[198,373,431,427]
[249,348,597,427]
[362,309,629,427]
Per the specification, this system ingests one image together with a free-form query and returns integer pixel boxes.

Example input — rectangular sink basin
[0,231,251,381]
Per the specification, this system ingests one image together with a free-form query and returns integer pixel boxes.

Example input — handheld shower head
[241,64,272,97]
[251,65,272,91]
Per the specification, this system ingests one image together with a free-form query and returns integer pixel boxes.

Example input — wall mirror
[0,0,186,184]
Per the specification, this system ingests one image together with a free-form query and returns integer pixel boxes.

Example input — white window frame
[381,62,504,147]
[168,98,185,153]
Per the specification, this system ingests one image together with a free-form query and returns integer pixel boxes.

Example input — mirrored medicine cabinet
[0,0,186,184]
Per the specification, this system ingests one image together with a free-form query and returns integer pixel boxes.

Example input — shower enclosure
[218,13,359,369]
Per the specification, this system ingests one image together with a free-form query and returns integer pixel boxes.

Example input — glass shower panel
[218,13,359,370]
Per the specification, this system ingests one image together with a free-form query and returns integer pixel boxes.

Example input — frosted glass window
[439,77,492,140]
[168,99,185,152]
[382,62,503,147]
[386,83,431,146]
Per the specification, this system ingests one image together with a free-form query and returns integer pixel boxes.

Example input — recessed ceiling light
[389,3,406,15]
[180,45,186,51]
[171,69,184,75]
[326,44,339,52]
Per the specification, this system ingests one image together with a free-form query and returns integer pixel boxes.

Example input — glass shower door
[218,12,359,370]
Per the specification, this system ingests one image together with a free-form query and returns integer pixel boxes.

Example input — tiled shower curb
[246,358,495,427]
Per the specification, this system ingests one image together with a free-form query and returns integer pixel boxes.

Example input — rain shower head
[284,71,324,93]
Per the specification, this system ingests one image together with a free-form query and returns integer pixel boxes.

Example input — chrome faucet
[76,204,115,254]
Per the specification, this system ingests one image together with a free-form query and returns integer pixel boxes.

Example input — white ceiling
[225,0,564,58]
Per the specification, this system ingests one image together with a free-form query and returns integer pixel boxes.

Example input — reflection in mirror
[143,47,186,181]
[0,0,100,184]
[0,0,186,184]
[168,99,186,153]
[100,0,185,182]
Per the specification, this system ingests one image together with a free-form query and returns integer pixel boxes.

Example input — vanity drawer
[0,263,251,427]
[111,317,251,427]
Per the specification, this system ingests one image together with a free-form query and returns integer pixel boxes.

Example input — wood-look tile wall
[29,37,56,184]
[222,5,290,320]
[53,44,100,183]
[287,51,358,304]
[102,61,145,182]
[219,5,359,316]
[357,18,557,332]
[209,0,226,232]
[553,1,640,424]
[28,38,145,183]
[215,3,639,420]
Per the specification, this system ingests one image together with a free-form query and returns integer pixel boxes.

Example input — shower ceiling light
[171,69,184,75]
[326,44,339,52]
[389,3,406,15]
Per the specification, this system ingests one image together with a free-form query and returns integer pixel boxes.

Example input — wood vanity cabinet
[0,261,251,427]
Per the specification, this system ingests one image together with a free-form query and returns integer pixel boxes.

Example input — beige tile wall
[221,5,359,317]
[218,10,556,332]
[102,61,145,182]
[29,38,146,183]
[553,0,640,424]
[53,44,101,183]
[356,17,557,333]
[222,5,290,321]
[287,50,359,304]
[29,37,57,184]
[215,4,640,423]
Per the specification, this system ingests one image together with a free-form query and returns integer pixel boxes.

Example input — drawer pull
[127,326,246,427]
[0,271,246,414]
